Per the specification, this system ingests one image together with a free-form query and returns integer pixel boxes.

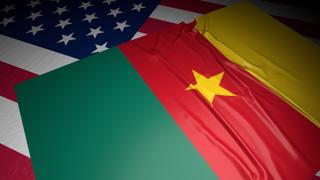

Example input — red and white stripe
[137,0,320,39]
[0,0,319,174]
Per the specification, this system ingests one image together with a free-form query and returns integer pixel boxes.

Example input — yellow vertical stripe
[195,2,320,127]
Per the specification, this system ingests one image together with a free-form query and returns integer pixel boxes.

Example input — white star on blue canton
[57,33,76,45]
[102,0,116,5]
[87,26,103,38]
[26,24,44,35]
[1,4,15,13]
[27,0,42,8]
[0,16,15,27]
[78,1,93,10]
[53,6,69,15]
[113,20,130,32]
[131,3,145,12]
[55,18,72,29]
[108,8,122,17]
[82,13,98,23]
[92,42,108,53]
[26,11,42,21]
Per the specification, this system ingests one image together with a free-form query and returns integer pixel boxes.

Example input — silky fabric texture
[195,2,320,128]
[120,23,320,180]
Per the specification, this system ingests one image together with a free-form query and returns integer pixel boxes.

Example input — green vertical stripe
[16,47,218,180]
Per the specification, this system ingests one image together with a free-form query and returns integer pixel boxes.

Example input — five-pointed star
[1,4,15,13]
[26,24,44,35]
[55,18,72,29]
[27,0,41,8]
[53,6,69,15]
[78,1,93,10]
[113,20,130,32]
[0,16,15,27]
[131,3,145,12]
[82,13,98,23]
[92,42,108,53]
[102,0,116,5]
[26,11,42,21]
[87,26,103,38]
[108,8,122,17]
[186,70,235,104]
[57,33,76,45]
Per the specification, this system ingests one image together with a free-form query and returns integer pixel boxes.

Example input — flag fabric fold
[195,1,320,128]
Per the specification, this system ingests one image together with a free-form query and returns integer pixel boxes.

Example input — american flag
[0,0,319,178]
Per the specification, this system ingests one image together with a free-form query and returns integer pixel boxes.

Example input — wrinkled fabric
[120,23,320,180]
[195,2,320,128]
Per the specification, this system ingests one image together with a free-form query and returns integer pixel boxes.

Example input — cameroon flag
[16,5,320,180]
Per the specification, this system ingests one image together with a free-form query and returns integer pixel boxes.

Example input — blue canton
[0,0,159,58]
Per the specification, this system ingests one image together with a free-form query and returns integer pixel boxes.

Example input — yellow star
[186,70,235,104]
